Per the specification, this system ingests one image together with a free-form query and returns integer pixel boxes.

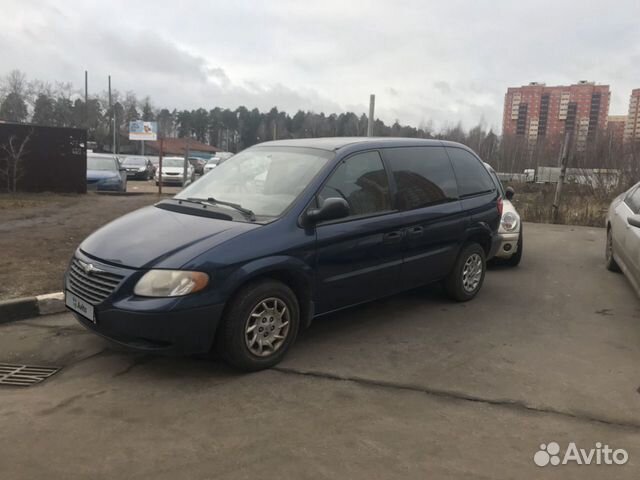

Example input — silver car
[606,183,640,294]
[485,164,523,266]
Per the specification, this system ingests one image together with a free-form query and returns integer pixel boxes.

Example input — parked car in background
[121,156,154,180]
[86,154,127,192]
[155,156,194,186]
[148,157,160,171]
[188,157,207,175]
[485,163,523,266]
[606,182,640,296]
[216,151,234,162]
[66,138,501,371]
[203,158,220,174]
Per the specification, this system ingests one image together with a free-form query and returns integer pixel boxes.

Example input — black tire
[605,227,621,272]
[444,242,487,302]
[215,279,300,371]
[504,229,523,267]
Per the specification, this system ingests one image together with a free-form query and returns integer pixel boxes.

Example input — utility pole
[367,94,375,137]
[552,132,572,224]
[84,71,88,130]
[108,75,117,155]
[183,134,191,185]
[158,137,163,195]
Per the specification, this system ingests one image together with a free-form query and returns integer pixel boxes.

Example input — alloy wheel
[245,297,291,357]
[462,253,483,293]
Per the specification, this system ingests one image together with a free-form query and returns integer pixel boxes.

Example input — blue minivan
[65,138,502,370]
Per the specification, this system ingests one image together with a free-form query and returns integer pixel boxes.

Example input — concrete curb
[0,291,65,324]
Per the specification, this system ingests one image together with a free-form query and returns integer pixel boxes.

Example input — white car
[203,158,221,174]
[154,157,194,187]
[606,182,640,296]
[485,163,523,266]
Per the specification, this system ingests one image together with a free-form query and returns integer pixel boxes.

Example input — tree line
[0,70,501,154]
[0,69,635,181]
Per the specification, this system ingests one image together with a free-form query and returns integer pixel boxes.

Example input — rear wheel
[605,227,621,272]
[215,279,300,371]
[444,243,486,301]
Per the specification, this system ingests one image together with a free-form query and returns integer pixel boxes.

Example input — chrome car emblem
[78,260,104,275]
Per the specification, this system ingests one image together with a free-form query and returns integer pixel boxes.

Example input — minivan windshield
[176,146,333,218]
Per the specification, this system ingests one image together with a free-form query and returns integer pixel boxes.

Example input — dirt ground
[506,181,618,227]
[0,185,175,300]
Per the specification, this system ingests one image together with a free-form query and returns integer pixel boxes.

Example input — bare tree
[0,130,32,193]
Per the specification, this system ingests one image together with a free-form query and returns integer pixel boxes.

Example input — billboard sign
[129,121,158,141]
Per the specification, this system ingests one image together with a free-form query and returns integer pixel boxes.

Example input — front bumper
[494,231,519,259]
[156,175,185,184]
[65,251,224,355]
[126,171,148,179]
[72,303,224,355]
[93,182,125,192]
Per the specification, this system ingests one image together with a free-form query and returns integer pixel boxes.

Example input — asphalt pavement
[1,222,639,479]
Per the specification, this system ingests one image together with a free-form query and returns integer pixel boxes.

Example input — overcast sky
[2,0,639,132]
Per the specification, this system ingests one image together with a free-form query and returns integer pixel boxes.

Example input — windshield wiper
[184,197,256,221]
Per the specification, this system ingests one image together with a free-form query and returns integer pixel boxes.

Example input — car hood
[159,166,186,174]
[80,205,259,269]
[87,170,119,180]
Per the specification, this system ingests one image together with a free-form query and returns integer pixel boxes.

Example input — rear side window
[383,146,457,210]
[446,147,495,197]
[318,151,391,218]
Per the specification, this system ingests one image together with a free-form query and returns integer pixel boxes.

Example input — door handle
[407,226,424,238]
[383,231,404,244]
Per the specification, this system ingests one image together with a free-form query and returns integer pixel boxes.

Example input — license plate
[65,291,95,323]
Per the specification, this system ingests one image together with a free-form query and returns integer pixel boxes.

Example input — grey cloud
[1,0,639,130]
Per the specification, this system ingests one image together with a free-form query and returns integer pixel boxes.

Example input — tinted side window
[318,151,391,218]
[625,186,640,213]
[447,147,495,197]
[383,147,457,210]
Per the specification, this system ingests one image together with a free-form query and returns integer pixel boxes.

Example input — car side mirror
[505,186,515,201]
[628,214,640,228]
[306,197,350,224]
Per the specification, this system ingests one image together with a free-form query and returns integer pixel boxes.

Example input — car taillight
[497,197,503,216]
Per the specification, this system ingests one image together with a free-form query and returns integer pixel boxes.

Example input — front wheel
[215,280,300,371]
[444,243,486,302]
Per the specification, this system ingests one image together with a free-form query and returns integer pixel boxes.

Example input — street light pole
[367,94,375,137]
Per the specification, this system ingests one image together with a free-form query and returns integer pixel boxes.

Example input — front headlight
[134,270,209,297]
[138,167,146,172]
[501,212,519,231]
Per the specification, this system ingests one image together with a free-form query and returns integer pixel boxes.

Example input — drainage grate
[0,363,60,387]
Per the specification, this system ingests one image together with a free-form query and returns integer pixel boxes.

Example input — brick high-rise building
[607,115,626,146]
[623,88,640,144]
[503,81,611,153]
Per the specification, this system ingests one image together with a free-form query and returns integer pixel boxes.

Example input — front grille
[67,258,125,305]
